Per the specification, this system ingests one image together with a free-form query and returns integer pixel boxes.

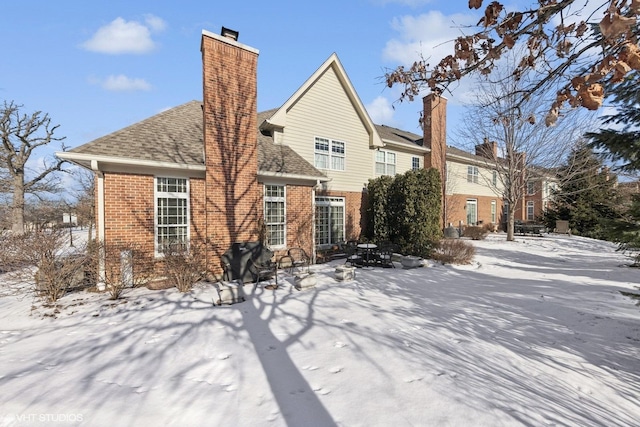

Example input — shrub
[431,239,476,265]
[0,229,90,303]
[464,226,489,240]
[367,168,442,258]
[101,242,155,299]
[162,241,207,292]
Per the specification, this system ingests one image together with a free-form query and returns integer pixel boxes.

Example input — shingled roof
[68,101,326,179]
[72,100,205,166]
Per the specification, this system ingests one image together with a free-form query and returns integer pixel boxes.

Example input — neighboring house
[57,27,538,278]
[524,167,558,222]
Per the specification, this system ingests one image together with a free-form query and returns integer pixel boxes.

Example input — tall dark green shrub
[364,175,393,241]
[367,168,442,258]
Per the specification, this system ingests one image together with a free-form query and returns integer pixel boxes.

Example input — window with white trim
[264,185,286,247]
[467,166,479,183]
[315,137,345,171]
[375,150,396,176]
[527,181,535,195]
[527,200,535,221]
[412,156,421,171]
[315,197,345,246]
[155,177,189,254]
[491,200,497,223]
[492,171,498,187]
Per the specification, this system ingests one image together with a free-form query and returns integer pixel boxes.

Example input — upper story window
[315,137,345,171]
[155,177,189,255]
[527,181,535,195]
[412,156,421,171]
[492,170,498,187]
[375,150,396,176]
[264,185,286,247]
[467,166,479,183]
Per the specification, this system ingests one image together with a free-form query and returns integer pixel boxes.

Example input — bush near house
[161,241,207,293]
[366,168,442,258]
[431,239,476,265]
[0,229,91,303]
[463,226,489,240]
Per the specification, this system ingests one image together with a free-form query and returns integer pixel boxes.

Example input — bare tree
[69,167,95,240]
[0,101,67,234]
[454,52,593,240]
[386,1,640,124]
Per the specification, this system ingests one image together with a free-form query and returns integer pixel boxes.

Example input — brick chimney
[201,28,260,258]
[423,93,447,228]
[475,138,498,159]
[423,93,447,184]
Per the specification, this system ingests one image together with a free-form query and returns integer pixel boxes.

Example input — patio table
[357,243,378,267]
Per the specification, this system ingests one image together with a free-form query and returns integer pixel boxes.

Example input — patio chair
[248,246,278,287]
[377,242,398,268]
[344,240,363,267]
[282,247,310,274]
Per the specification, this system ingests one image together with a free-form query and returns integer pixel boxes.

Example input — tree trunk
[11,173,25,234]
[507,207,515,241]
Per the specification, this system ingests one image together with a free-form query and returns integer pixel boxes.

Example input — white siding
[280,67,374,192]
[446,160,503,197]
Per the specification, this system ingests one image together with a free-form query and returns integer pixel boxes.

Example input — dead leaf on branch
[600,12,636,40]
[469,0,483,9]
[620,42,640,69]
[479,1,504,27]
[612,60,631,82]
[578,83,604,110]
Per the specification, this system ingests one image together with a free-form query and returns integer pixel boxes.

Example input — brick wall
[202,32,260,268]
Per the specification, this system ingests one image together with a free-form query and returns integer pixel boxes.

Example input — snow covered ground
[1,233,639,426]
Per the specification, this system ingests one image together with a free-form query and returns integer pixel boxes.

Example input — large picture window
[264,184,286,247]
[315,197,345,246]
[155,177,189,254]
[315,137,345,171]
[375,150,396,176]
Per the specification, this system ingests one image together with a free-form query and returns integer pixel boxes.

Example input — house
[57,27,533,279]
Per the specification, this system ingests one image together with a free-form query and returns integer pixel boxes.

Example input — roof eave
[56,151,206,172]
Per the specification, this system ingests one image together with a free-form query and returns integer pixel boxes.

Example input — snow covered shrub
[101,242,155,299]
[463,226,488,240]
[0,229,89,303]
[161,241,206,293]
[431,239,475,265]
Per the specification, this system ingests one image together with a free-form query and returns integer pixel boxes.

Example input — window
[155,177,189,254]
[492,171,498,187]
[466,199,478,225]
[527,181,535,195]
[467,166,479,183]
[491,200,497,223]
[375,150,396,176]
[264,185,286,247]
[315,137,345,171]
[315,197,345,246]
[527,201,535,221]
[412,156,421,171]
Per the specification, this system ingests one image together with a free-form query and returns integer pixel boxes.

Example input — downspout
[311,179,322,264]
[91,160,106,289]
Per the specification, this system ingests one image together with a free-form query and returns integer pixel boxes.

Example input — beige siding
[394,151,421,174]
[446,160,503,197]
[281,67,374,193]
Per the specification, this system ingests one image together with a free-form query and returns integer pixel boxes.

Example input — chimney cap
[221,26,239,41]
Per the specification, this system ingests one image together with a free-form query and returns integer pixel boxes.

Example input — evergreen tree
[543,143,620,240]
[587,72,640,172]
